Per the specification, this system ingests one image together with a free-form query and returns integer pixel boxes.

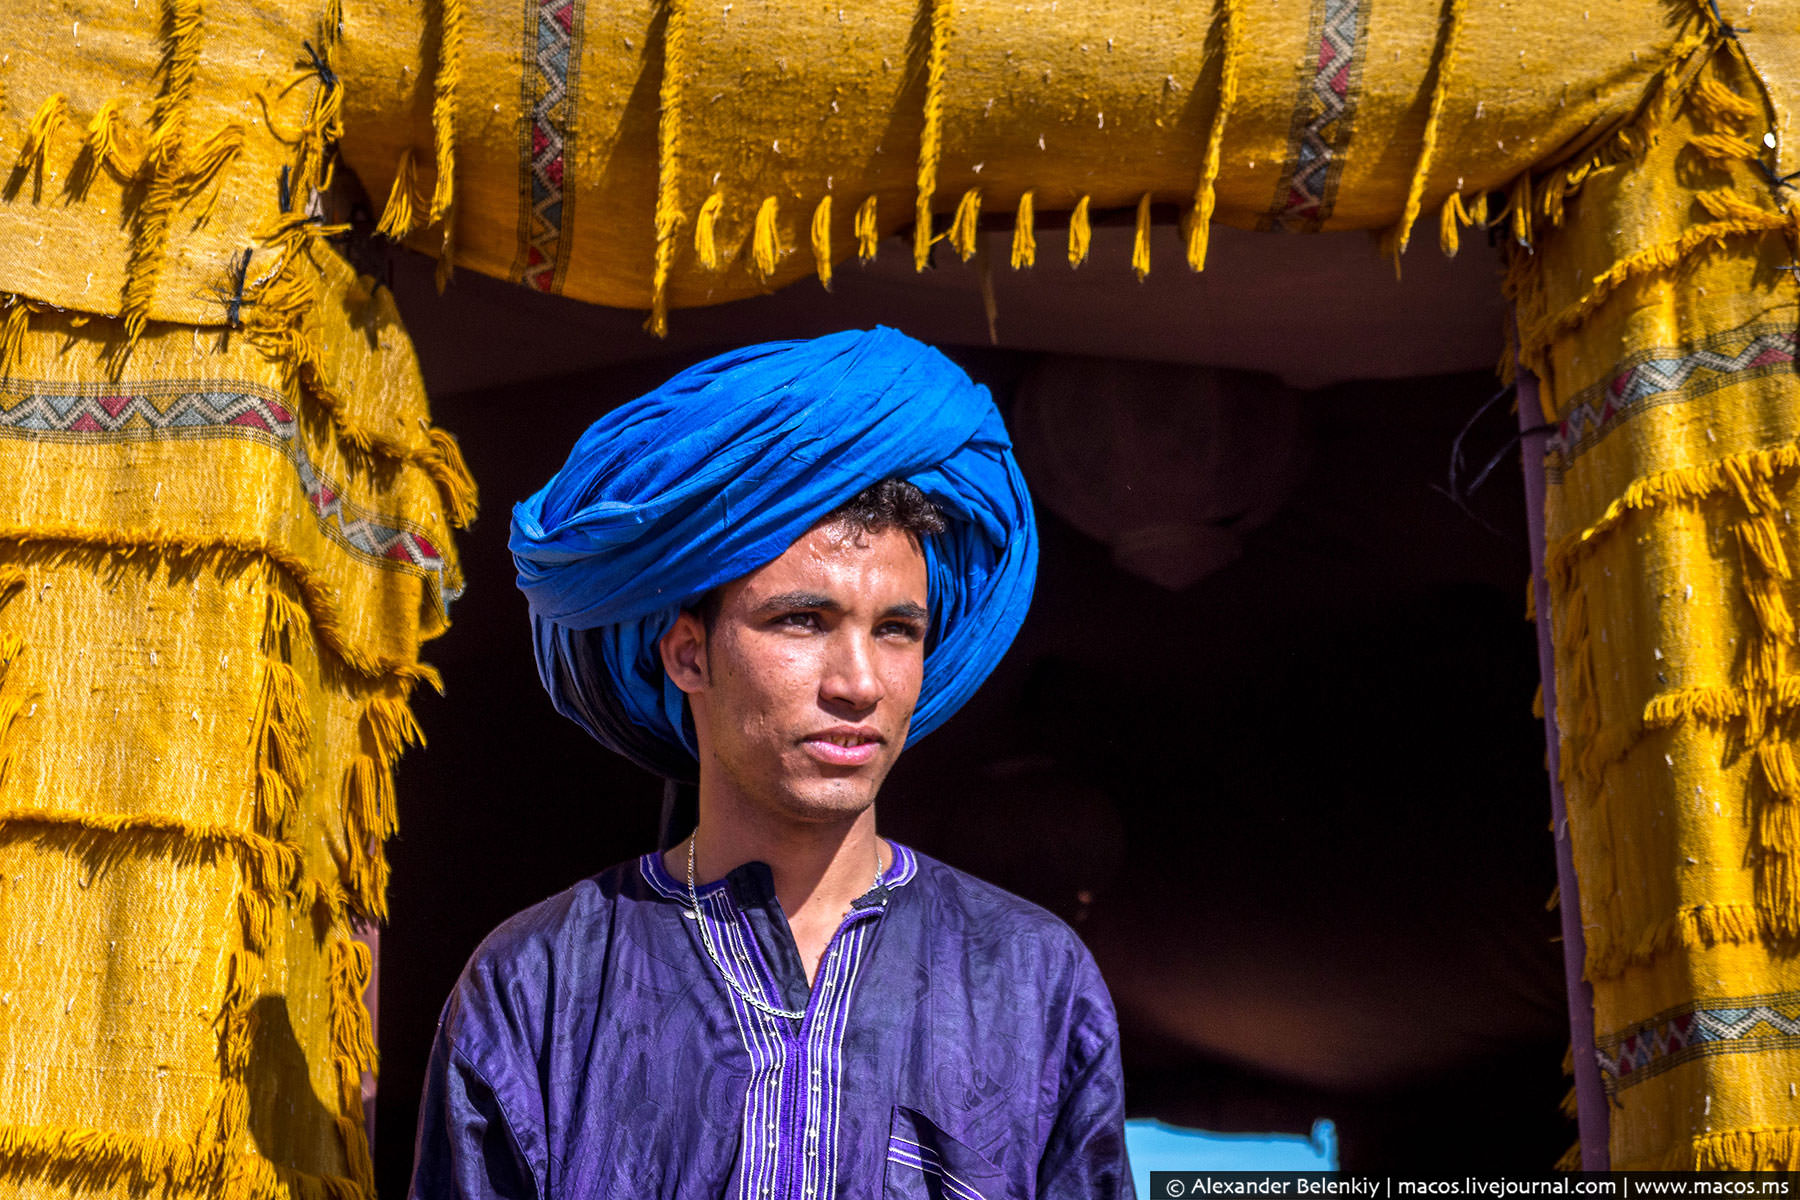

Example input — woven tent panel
[0,241,464,1196]
[1521,29,1800,1165]
[0,0,338,331]
[332,0,1683,313]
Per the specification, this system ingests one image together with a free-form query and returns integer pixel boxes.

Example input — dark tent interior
[374,219,1571,1188]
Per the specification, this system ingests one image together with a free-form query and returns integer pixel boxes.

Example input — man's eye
[880,622,925,641]
[775,612,821,630]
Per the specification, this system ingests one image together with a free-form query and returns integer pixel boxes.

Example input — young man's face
[661,520,930,826]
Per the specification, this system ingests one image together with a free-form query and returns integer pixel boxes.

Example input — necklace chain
[685,835,882,1021]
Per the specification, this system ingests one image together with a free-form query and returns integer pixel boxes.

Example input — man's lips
[801,728,884,767]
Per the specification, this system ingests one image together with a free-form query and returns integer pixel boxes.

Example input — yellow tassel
[179,121,245,187]
[1532,682,1544,719]
[949,187,980,261]
[855,195,879,260]
[752,195,780,279]
[1509,172,1533,249]
[377,147,420,239]
[1068,195,1091,268]
[1691,131,1759,161]
[121,0,204,342]
[83,98,133,175]
[693,191,725,270]
[1697,187,1778,223]
[1011,190,1036,269]
[329,938,379,1194]
[1132,192,1153,280]
[914,0,954,270]
[1386,0,1465,266]
[811,195,833,290]
[647,0,689,336]
[18,94,71,174]
[1695,76,1760,124]
[1185,0,1239,271]
[428,0,464,224]
[423,427,480,527]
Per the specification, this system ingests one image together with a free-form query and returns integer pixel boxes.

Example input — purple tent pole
[1517,365,1609,1168]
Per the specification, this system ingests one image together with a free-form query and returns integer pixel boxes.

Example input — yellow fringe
[1132,193,1152,281]
[241,278,478,528]
[693,191,725,270]
[914,0,954,270]
[647,0,689,335]
[0,528,444,689]
[0,301,31,380]
[752,195,780,279]
[0,1124,210,1190]
[855,195,879,260]
[1068,195,1091,268]
[1385,0,1465,266]
[329,937,378,1196]
[949,187,980,261]
[1011,190,1036,269]
[340,695,423,922]
[1555,1142,1582,1172]
[1680,1126,1800,1170]
[377,147,421,239]
[121,0,204,342]
[1587,900,1785,980]
[1524,213,1787,371]
[428,0,463,225]
[1548,440,1800,588]
[0,808,302,888]
[1185,0,1239,271]
[16,94,71,176]
[811,195,833,290]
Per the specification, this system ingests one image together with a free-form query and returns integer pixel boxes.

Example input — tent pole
[1517,364,1610,1168]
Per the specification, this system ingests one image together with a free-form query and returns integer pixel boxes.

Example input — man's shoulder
[444,855,657,1031]
[904,847,1097,974]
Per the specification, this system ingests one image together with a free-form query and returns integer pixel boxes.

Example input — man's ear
[659,610,709,695]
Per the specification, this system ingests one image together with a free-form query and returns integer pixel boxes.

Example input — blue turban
[508,327,1039,780]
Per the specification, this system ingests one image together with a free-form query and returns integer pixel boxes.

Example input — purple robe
[409,842,1134,1200]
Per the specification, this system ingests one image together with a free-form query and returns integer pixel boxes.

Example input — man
[410,327,1133,1199]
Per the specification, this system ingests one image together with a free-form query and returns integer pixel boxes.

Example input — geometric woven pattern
[1596,993,1800,1095]
[0,381,460,609]
[513,0,587,293]
[1261,0,1366,232]
[1546,322,1799,476]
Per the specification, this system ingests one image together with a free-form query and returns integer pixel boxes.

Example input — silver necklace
[685,835,883,1021]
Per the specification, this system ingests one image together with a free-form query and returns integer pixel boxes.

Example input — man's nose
[821,630,884,710]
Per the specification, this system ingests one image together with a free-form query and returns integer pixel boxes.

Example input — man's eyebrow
[883,601,930,626]
[751,591,841,615]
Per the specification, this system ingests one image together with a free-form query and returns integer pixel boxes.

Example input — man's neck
[668,795,884,933]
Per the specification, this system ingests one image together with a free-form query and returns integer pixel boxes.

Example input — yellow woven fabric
[0,0,351,333]
[1517,22,1800,1167]
[0,239,471,1196]
[330,0,1684,320]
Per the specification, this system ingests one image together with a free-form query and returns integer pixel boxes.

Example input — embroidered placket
[640,849,917,1200]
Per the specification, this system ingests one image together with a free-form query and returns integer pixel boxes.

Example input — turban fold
[509,327,1039,779]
